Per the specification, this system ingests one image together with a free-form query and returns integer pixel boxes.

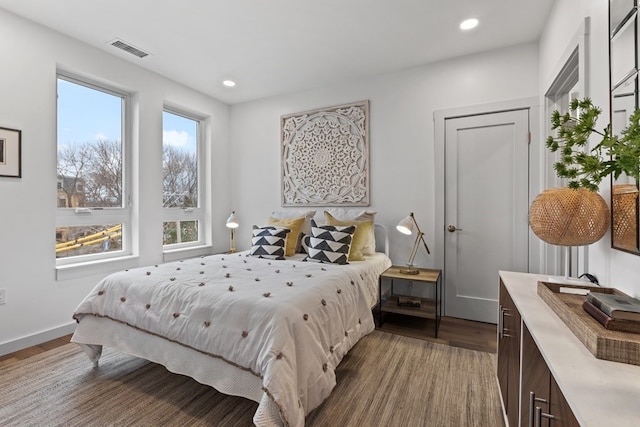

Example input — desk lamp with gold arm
[396,212,431,275]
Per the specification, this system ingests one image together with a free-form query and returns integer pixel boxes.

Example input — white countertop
[499,271,640,427]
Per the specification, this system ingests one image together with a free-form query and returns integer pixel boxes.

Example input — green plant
[546,97,640,191]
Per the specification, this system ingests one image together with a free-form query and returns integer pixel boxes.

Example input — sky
[57,78,197,154]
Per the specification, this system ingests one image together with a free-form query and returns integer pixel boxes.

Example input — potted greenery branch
[546,97,640,191]
[528,98,625,251]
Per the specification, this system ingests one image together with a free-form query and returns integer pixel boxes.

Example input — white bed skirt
[72,316,283,426]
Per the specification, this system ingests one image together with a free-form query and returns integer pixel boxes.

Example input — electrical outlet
[0,289,6,305]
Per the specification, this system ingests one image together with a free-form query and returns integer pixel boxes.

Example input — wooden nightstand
[378,266,443,337]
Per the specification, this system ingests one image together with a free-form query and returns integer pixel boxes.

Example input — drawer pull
[534,406,555,427]
[529,392,548,427]
[499,306,512,338]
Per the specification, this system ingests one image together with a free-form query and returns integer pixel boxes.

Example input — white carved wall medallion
[281,100,369,206]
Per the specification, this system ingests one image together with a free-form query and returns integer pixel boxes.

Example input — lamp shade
[529,188,609,246]
[226,211,239,229]
[396,215,414,235]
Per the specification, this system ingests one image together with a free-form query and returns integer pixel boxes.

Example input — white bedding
[72,251,391,427]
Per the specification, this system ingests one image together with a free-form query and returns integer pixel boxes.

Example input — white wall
[229,43,540,270]
[0,9,230,354]
[539,0,640,297]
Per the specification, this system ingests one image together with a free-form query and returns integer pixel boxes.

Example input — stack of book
[583,292,640,333]
[397,296,421,308]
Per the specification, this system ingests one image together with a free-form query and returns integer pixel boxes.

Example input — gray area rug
[0,331,502,426]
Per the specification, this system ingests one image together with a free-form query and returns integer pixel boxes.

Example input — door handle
[447,225,463,232]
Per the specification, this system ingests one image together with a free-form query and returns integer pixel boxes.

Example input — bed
[71,221,391,427]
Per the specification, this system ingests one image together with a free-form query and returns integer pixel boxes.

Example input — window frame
[55,72,132,267]
[161,106,207,253]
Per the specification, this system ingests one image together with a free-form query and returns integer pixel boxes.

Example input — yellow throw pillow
[324,212,373,261]
[267,216,305,257]
[324,209,376,254]
[271,210,316,252]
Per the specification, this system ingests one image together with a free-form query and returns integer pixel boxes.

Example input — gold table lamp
[396,212,431,275]
[225,211,239,253]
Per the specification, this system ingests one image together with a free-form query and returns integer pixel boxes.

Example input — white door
[444,109,529,323]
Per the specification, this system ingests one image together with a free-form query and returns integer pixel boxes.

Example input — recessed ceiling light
[222,80,236,87]
[460,18,479,30]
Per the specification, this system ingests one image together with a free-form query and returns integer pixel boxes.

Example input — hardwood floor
[376,313,497,353]
[0,315,495,368]
[0,335,72,367]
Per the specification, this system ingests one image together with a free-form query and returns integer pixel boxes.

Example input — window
[162,109,204,249]
[56,75,130,263]
[542,19,589,277]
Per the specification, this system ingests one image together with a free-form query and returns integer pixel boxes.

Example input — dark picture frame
[0,126,22,178]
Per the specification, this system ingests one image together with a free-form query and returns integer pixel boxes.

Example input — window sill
[56,255,139,281]
[163,245,213,263]
[56,246,215,281]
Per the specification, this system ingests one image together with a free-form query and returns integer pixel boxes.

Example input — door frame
[434,97,540,316]
[541,17,591,278]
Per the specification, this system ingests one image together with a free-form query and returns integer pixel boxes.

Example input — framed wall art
[0,126,21,178]
[281,100,369,206]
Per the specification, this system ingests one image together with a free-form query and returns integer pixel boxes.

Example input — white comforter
[73,252,391,427]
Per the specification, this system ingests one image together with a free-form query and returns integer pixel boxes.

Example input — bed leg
[77,343,103,367]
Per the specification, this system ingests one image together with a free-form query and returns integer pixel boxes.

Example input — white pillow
[324,208,376,222]
[324,209,376,255]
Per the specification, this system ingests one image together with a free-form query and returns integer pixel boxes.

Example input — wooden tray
[537,281,640,366]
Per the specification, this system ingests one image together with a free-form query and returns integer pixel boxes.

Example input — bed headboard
[374,223,389,256]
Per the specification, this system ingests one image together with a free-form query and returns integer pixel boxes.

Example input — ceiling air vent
[109,39,150,59]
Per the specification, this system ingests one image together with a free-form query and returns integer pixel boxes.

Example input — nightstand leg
[435,275,442,338]
[378,275,383,327]
[435,275,438,338]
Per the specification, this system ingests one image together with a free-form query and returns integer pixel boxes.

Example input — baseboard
[0,322,76,357]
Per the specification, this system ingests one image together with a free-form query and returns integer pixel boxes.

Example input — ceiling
[0,0,555,105]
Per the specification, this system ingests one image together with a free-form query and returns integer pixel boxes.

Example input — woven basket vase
[529,188,610,246]
[612,184,639,249]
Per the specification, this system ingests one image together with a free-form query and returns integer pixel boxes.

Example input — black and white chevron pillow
[304,223,356,265]
[250,226,290,260]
